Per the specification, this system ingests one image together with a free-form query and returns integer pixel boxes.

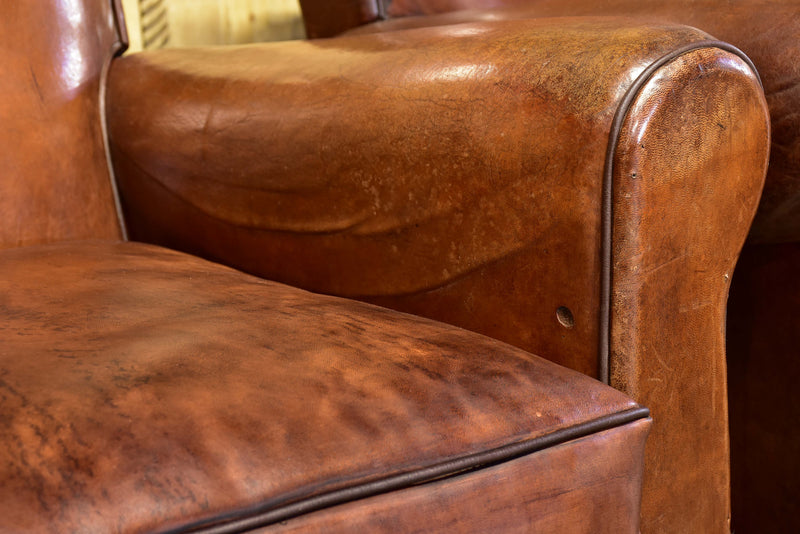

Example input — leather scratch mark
[679,300,713,313]
[29,65,44,104]
[638,253,689,277]
[655,352,674,373]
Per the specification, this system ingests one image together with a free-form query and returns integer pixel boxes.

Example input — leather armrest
[108,19,719,378]
[107,18,769,533]
[106,17,764,374]
[355,0,800,242]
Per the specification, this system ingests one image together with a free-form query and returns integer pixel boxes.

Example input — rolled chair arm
[356,0,800,243]
[106,18,769,533]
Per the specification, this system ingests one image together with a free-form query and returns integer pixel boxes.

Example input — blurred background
[120,0,305,52]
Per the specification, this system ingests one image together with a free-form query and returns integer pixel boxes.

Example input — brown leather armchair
[297,1,799,532]
[0,1,769,533]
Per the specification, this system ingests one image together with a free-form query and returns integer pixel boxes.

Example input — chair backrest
[299,0,516,37]
[0,0,126,249]
[299,0,385,39]
[385,0,512,17]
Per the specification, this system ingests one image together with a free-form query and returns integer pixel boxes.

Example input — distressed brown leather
[727,243,800,533]
[0,240,649,533]
[356,0,800,244]
[349,3,800,532]
[0,0,125,249]
[108,19,718,379]
[338,2,799,532]
[106,19,769,533]
[259,420,651,533]
[608,46,769,533]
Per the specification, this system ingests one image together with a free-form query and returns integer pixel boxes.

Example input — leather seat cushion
[0,241,646,532]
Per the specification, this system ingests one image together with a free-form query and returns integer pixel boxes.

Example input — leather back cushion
[0,0,124,249]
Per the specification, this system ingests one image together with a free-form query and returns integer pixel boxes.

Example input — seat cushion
[0,241,647,532]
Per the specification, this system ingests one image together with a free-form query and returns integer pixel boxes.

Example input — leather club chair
[1,1,770,533]
[297,1,799,533]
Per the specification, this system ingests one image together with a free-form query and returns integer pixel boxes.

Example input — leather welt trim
[102,47,129,241]
[600,40,760,385]
[165,406,650,533]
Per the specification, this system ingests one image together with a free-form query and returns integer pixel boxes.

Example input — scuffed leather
[259,421,652,533]
[1,2,655,533]
[0,240,643,533]
[108,19,717,379]
[610,46,768,533]
[358,0,800,243]
[106,18,769,534]
[0,0,124,249]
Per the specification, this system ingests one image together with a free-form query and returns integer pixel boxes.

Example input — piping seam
[101,0,131,241]
[600,40,761,385]
[166,407,650,533]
